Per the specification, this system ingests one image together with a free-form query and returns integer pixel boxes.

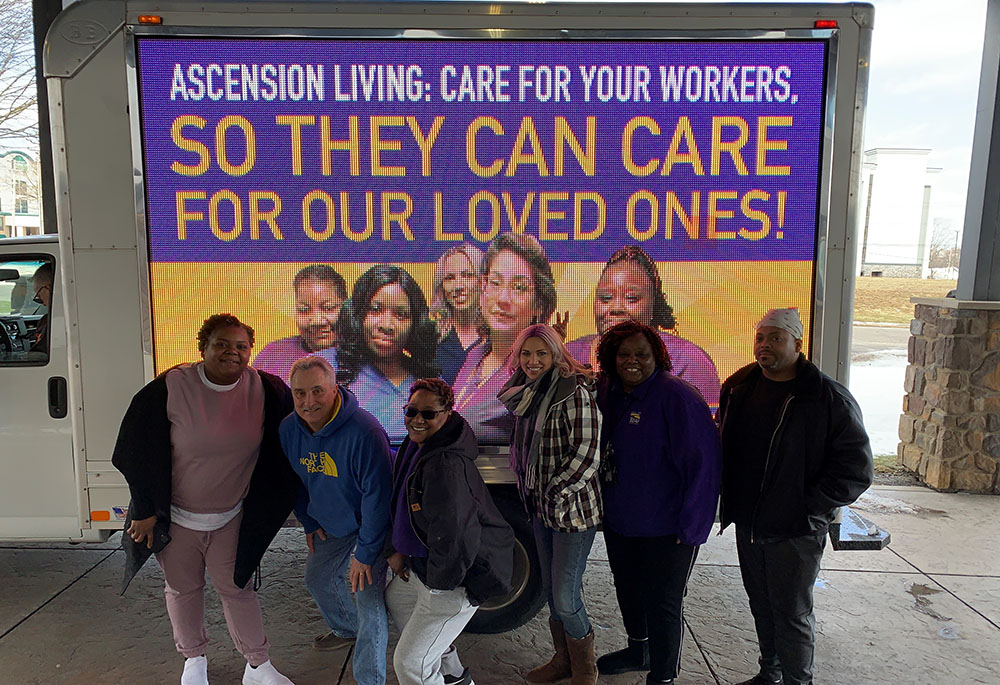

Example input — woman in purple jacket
[593,320,722,685]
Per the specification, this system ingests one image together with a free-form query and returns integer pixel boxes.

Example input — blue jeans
[305,532,388,685]
[532,518,598,639]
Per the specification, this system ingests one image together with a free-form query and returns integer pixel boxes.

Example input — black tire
[465,488,545,634]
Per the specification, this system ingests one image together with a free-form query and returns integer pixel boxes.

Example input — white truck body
[0,3,874,624]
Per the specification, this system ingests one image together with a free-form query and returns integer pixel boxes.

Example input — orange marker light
[138,15,163,25]
[91,510,111,521]
[814,19,838,29]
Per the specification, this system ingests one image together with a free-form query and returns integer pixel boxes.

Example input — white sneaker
[242,659,294,685]
[181,656,209,685]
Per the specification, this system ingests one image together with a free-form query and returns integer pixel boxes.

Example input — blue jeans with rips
[304,531,388,685]
[532,518,598,639]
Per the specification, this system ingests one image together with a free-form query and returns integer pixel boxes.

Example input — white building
[856,147,940,278]
[0,149,42,238]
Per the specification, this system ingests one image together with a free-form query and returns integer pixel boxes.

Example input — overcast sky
[864,0,988,237]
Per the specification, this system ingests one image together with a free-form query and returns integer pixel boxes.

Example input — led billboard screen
[136,36,826,443]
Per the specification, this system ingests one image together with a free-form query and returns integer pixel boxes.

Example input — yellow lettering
[209,189,242,241]
[407,116,445,177]
[371,115,407,177]
[248,191,283,240]
[321,116,361,176]
[381,192,414,240]
[276,114,315,176]
[434,192,462,241]
[662,116,705,176]
[622,116,660,177]
[502,192,535,234]
[466,116,504,177]
[711,116,749,176]
[215,115,256,176]
[170,116,210,176]
[554,116,596,176]
[626,190,658,240]
[538,192,569,240]
[574,192,606,240]
[665,192,700,239]
[707,191,738,238]
[756,116,792,176]
[175,190,206,239]
[739,189,771,240]
[506,117,549,177]
[340,191,375,242]
[468,190,501,242]
[302,190,336,241]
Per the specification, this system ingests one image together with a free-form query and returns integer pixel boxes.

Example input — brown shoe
[565,629,597,685]
[312,631,356,652]
[525,618,572,683]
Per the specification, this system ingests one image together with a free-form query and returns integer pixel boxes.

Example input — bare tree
[929,219,961,270]
[0,0,38,146]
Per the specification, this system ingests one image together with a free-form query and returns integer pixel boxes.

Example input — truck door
[0,245,79,538]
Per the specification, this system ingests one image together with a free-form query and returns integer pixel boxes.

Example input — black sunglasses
[403,406,447,420]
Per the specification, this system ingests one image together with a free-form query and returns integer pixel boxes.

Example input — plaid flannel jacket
[530,379,603,532]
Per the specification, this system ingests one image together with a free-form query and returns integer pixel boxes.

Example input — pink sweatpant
[155,512,270,666]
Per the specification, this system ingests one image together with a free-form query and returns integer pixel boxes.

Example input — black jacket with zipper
[390,412,515,606]
[112,366,299,593]
[717,356,873,542]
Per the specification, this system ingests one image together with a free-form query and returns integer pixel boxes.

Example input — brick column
[898,299,1000,492]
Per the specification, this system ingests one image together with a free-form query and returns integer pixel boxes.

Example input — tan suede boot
[565,629,598,685]
[525,618,572,683]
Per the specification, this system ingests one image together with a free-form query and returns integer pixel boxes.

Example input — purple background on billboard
[137,37,826,263]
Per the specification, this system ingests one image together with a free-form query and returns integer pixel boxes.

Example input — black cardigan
[112,367,299,593]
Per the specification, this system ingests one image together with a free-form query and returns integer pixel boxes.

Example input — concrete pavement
[0,485,997,684]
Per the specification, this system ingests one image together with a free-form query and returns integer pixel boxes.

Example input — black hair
[409,377,455,410]
[196,313,255,352]
[293,264,348,301]
[596,320,672,380]
[603,246,676,330]
[336,265,440,384]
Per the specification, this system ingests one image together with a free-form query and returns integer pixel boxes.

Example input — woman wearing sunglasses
[385,378,515,685]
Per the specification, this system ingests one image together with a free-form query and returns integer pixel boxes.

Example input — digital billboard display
[136,35,826,443]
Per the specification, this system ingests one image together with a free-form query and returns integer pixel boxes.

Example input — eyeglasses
[32,284,50,305]
[403,406,447,420]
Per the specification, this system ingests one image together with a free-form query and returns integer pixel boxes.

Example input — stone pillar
[898,298,1000,492]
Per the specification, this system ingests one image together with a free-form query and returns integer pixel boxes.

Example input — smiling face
[440,252,478,313]
[201,324,252,385]
[594,262,655,336]
[483,249,537,335]
[363,283,413,360]
[291,365,338,433]
[404,388,451,444]
[295,279,344,352]
[754,325,802,381]
[519,336,554,381]
[615,332,657,392]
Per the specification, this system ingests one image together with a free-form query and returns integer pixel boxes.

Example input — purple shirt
[567,332,721,408]
[597,369,722,545]
[391,441,428,558]
[452,340,513,445]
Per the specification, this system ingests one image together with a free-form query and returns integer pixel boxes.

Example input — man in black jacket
[717,308,873,685]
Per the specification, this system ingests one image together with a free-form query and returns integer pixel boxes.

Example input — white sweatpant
[385,572,477,685]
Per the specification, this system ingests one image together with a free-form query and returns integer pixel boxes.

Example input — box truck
[0,0,875,631]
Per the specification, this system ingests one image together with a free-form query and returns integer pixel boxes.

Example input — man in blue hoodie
[280,355,392,685]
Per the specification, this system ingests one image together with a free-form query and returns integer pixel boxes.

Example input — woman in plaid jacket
[498,323,602,685]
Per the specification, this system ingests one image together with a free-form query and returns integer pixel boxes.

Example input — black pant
[735,526,826,685]
[604,528,699,680]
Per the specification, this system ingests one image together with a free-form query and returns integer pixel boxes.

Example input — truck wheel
[466,492,545,634]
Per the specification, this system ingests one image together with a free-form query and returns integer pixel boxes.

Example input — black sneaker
[443,667,473,685]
